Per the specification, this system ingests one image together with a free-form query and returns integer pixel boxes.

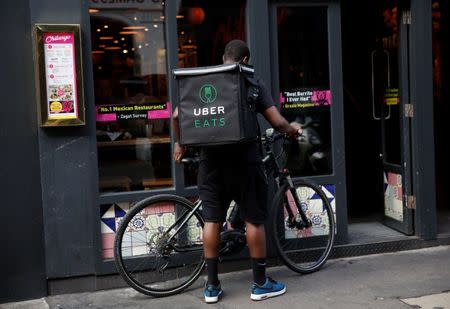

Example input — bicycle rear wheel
[114,194,205,297]
[272,181,335,274]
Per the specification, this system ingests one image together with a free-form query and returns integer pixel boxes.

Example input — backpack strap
[245,76,264,158]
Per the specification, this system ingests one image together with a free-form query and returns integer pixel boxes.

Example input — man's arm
[262,106,301,138]
[172,107,186,163]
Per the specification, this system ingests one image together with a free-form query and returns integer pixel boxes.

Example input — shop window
[176,0,246,186]
[277,7,333,177]
[90,3,172,193]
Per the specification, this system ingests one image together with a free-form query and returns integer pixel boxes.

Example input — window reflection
[277,7,333,176]
[90,4,172,193]
[176,0,246,186]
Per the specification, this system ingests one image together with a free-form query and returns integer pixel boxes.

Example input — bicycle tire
[272,181,335,274]
[114,194,205,297]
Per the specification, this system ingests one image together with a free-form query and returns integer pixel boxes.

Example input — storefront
[1,0,448,302]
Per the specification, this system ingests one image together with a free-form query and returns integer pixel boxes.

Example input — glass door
[270,1,347,243]
[372,1,414,234]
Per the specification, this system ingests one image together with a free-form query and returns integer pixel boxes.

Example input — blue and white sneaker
[251,277,286,301]
[204,282,223,303]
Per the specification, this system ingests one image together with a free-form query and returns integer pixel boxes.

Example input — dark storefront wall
[410,0,437,239]
[0,0,46,302]
[29,0,100,281]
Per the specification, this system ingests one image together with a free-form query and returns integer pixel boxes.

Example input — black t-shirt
[200,78,275,164]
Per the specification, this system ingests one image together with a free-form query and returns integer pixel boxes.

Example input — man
[172,40,301,303]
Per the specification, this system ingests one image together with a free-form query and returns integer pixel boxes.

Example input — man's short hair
[223,39,250,62]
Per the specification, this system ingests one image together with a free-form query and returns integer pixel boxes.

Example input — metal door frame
[380,4,414,235]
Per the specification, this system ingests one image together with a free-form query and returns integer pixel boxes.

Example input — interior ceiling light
[104,46,121,50]
[89,9,99,13]
[123,26,146,30]
[99,36,114,40]
[119,31,138,35]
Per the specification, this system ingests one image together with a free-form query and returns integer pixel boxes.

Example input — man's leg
[203,222,222,286]
[246,222,266,257]
[246,222,267,285]
[247,221,286,301]
[198,161,225,302]
[241,165,286,300]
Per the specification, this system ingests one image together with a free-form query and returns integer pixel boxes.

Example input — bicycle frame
[163,199,203,253]
[262,133,312,230]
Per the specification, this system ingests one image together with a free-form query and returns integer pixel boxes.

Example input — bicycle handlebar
[261,129,302,146]
[261,121,319,146]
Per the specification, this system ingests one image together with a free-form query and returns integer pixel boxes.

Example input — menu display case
[34,24,85,127]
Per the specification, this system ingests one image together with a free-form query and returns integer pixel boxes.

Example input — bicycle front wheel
[272,181,335,274]
[114,194,205,297]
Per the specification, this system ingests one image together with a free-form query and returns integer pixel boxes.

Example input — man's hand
[288,122,302,139]
[263,106,302,139]
[173,142,186,163]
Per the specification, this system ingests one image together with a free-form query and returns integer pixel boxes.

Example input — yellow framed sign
[34,24,85,126]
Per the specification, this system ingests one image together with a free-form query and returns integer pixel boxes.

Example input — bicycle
[114,127,336,297]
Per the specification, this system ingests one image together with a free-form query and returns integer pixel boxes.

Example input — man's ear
[222,55,225,63]
[242,56,249,64]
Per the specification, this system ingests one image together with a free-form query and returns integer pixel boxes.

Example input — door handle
[371,49,392,120]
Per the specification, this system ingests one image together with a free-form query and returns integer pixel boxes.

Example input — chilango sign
[173,64,258,147]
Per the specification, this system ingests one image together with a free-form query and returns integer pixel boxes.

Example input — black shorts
[198,160,268,224]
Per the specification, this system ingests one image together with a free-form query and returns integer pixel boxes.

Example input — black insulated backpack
[173,63,259,147]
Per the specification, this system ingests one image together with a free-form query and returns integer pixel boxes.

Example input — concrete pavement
[2,246,450,309]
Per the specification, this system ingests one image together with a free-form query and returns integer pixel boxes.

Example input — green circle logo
[199,84,217,104]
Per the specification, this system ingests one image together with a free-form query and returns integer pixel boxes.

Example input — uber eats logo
[193,83,226,128]
[199,84,217,104]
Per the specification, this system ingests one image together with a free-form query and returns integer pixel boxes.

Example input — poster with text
[96,102,171,122]
[280,89,331,111]
[44,32,78,119]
